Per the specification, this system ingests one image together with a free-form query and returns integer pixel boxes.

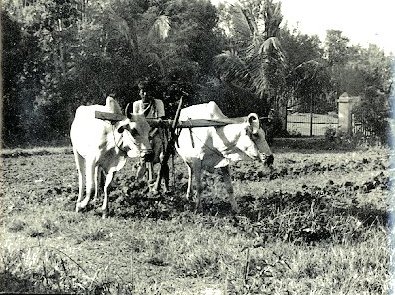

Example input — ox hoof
[101,207,109,219]
[75,203,82,213]
[76,201,89,212]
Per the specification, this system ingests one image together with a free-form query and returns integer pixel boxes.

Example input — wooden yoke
[95,111,237,128]
[95,111,126,122]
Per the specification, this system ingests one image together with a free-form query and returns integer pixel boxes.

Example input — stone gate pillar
[338,93,353,134]
[337,92,361,134]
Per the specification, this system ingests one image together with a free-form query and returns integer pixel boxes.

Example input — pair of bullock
[70,97,273,217]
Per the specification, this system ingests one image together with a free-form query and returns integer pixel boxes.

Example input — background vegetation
[2,0,393,147]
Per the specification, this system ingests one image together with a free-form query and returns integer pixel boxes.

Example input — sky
[211,0,395,55]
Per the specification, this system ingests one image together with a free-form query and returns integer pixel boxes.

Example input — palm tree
[215,0,287,127]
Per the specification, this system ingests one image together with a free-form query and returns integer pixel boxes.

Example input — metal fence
[352,115,374,137]
[286,112,338,136]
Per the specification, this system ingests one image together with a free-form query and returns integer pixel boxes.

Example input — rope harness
[177,120,238,159]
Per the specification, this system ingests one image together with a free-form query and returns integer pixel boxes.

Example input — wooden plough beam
[95,111,237,128]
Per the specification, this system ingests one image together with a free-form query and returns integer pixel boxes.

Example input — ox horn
[247,113,260,134]
[125,103,133,119]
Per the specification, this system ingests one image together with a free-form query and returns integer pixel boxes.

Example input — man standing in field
[130,79,168,188]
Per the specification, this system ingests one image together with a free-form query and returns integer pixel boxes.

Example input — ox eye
[117,126,125,133]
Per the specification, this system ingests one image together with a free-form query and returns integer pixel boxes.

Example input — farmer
[131,79,168,189]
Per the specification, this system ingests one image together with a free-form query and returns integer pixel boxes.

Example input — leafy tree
[324,29,350,66]
[1,9,34,146]
[350,45,393,143]
[2,0,223,146]
[280,28,332,113]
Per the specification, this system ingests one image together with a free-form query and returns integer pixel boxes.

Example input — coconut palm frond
[229,4,253,40]
[105,5,132,45]
[263,1,283,37]
[259,37,286,62]
[214,50,251,87]
[148,15,171,41]
[293,60,324,81]
[247,52,270,97]
[240,7,259,37]
[244,37,287,97]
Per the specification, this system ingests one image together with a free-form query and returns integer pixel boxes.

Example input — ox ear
[247,113,260,134]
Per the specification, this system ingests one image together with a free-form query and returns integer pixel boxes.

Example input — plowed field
[0,145,392,294]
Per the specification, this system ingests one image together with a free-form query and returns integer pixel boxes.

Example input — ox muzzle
[261,154,274,166]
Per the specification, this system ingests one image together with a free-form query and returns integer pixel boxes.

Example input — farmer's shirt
[132,99,165,119]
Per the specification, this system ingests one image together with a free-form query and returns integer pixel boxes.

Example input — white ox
[70,96,152,217]
[175,101,273,212]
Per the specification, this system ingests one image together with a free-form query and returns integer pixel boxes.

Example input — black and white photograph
[1,0,394,294]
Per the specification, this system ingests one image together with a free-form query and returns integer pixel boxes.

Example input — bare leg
[153,162,169,192]
[136,160,147,180]
[221,166,239,212]
[163,163,170,192]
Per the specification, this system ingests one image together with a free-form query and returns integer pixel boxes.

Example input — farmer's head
[138,79,155,103]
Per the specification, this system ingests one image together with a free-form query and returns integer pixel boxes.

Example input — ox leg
[147,162,154,183]
[193,161,203,211]
[77,160,95,211]
[186,164,194,200]
[102,171,114,218]
[220,166,239,213]
[93,166,100,203]
[74,150,85,212]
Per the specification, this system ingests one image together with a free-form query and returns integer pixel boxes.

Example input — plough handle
[155,96,184,191]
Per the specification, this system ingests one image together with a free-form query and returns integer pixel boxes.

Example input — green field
[0,143,392,294]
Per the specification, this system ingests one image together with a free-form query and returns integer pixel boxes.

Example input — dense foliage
[2,0,393,146]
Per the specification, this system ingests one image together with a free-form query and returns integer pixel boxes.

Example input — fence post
[309,94,313,137]
[337,92,356,135]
